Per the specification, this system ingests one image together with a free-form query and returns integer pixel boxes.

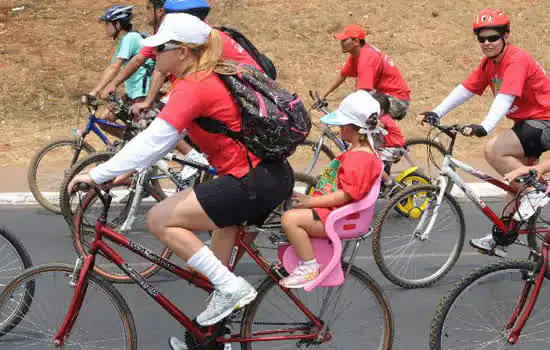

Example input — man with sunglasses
[418,8,550,257]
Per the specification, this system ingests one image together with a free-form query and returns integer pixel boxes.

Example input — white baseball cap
[320,90,381,134]
[142,13,212,47]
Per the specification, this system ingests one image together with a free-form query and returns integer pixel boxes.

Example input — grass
[1,0,549,167]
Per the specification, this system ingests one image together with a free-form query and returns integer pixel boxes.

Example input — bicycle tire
[372,184,465,288]
[59,151,114,228]
[289,140,336,176]
[0,263,137,349]
[72,184,171,283]
[240,263,393,350]
[0,228,34,333]
[28,138,96,214]
[429,259,537,350]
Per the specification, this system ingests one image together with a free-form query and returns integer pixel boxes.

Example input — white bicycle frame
[416,154,515,240]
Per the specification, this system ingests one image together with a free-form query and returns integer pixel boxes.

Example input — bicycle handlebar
[515,169,548,193]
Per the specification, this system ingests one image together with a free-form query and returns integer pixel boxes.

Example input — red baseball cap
[333,24,366,40]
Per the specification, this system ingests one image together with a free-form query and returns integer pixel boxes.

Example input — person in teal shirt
[89,5,153,136]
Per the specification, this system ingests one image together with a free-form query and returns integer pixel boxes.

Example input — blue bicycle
[27,94,141,214]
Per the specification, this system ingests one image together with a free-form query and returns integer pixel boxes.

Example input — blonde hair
[179,30,243,77]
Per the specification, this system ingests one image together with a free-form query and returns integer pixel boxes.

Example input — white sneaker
[169,337,188,350]
[469,234,507,258]
[168,336,232,349]
[179,150,209,182]
[196,277,257,326]
[513,190,550,221]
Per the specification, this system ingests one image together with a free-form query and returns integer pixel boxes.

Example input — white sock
[187,246,240,292]
[302,259,317,267]
[384,178,393,186]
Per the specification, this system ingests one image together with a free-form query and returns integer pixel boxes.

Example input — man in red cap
[322,24,411,120]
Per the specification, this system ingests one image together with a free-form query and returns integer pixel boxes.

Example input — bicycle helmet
[163,0,211,19]
[99,5,134,22]
[473,8,510,34]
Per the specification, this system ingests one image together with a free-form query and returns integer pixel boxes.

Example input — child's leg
[281,209,325,262]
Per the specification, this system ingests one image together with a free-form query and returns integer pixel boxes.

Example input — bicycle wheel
[430,259,550,349]
[288,140,335,176]
[0,228,33,332]
[73,183,171,283]
[28,138,95,214]
[0,264,137,349]
[394,138,448,180]
[240,263,393,349]
[390,171,431,216]
[372,184,465,288]
[59,151,114,228]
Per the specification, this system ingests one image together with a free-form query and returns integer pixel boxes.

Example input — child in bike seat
[280,91,383,289]
[371,93,406,195]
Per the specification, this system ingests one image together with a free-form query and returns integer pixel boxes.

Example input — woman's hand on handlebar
[504,165,540,183]
[68,173,96,194]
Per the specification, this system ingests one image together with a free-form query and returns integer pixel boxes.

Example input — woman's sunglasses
[157,43,183,53]
[477,34,502,43]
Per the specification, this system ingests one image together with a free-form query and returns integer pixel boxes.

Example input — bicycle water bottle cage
[278,175,381,291]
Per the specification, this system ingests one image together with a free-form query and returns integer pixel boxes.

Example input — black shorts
[512,120,550,158]
[195,160,294,227]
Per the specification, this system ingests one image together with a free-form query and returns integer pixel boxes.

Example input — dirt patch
[1,0,550,169]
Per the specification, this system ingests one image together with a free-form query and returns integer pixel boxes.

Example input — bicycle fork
[504,246,549,344]
[53,255,96,346]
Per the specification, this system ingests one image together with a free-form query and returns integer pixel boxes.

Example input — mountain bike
[0,184,393,349]
[27,93,150,214]
[429,171,550,349]
[371,124,542,289]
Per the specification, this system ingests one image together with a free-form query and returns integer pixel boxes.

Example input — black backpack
[196,63,310,161]
[216,26,277,80]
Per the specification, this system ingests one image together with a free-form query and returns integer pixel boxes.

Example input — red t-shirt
[341,45,411,101]
[159,72,261,178]
[379,114,405,147]
[462,45,550,121]
[312,151,382,223]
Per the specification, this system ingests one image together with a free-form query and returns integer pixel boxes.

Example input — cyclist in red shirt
[418,8,550,257]
[68,14,293,339]
[323,24,412,120]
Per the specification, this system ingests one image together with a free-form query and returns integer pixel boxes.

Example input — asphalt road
[0,199,537,350]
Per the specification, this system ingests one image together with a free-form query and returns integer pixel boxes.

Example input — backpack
[196,63,311,161]
[216,26,278,80]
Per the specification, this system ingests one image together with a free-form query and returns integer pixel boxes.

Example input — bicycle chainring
[492,216,519,246]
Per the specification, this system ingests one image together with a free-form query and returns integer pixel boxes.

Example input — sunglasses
[476,34,502,43]
[157,43,183,53]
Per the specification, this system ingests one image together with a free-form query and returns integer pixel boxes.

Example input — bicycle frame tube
[323,126,347,152]
[55,222,326,345]
[439,155,516,233]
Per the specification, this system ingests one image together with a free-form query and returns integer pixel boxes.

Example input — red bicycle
[0,184,393,349]
[429,170,550,349]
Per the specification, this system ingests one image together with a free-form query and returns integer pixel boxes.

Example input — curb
[0,182,506,206]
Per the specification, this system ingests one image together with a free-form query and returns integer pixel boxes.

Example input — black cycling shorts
[194,160,294,228]
[512,120,550,158]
